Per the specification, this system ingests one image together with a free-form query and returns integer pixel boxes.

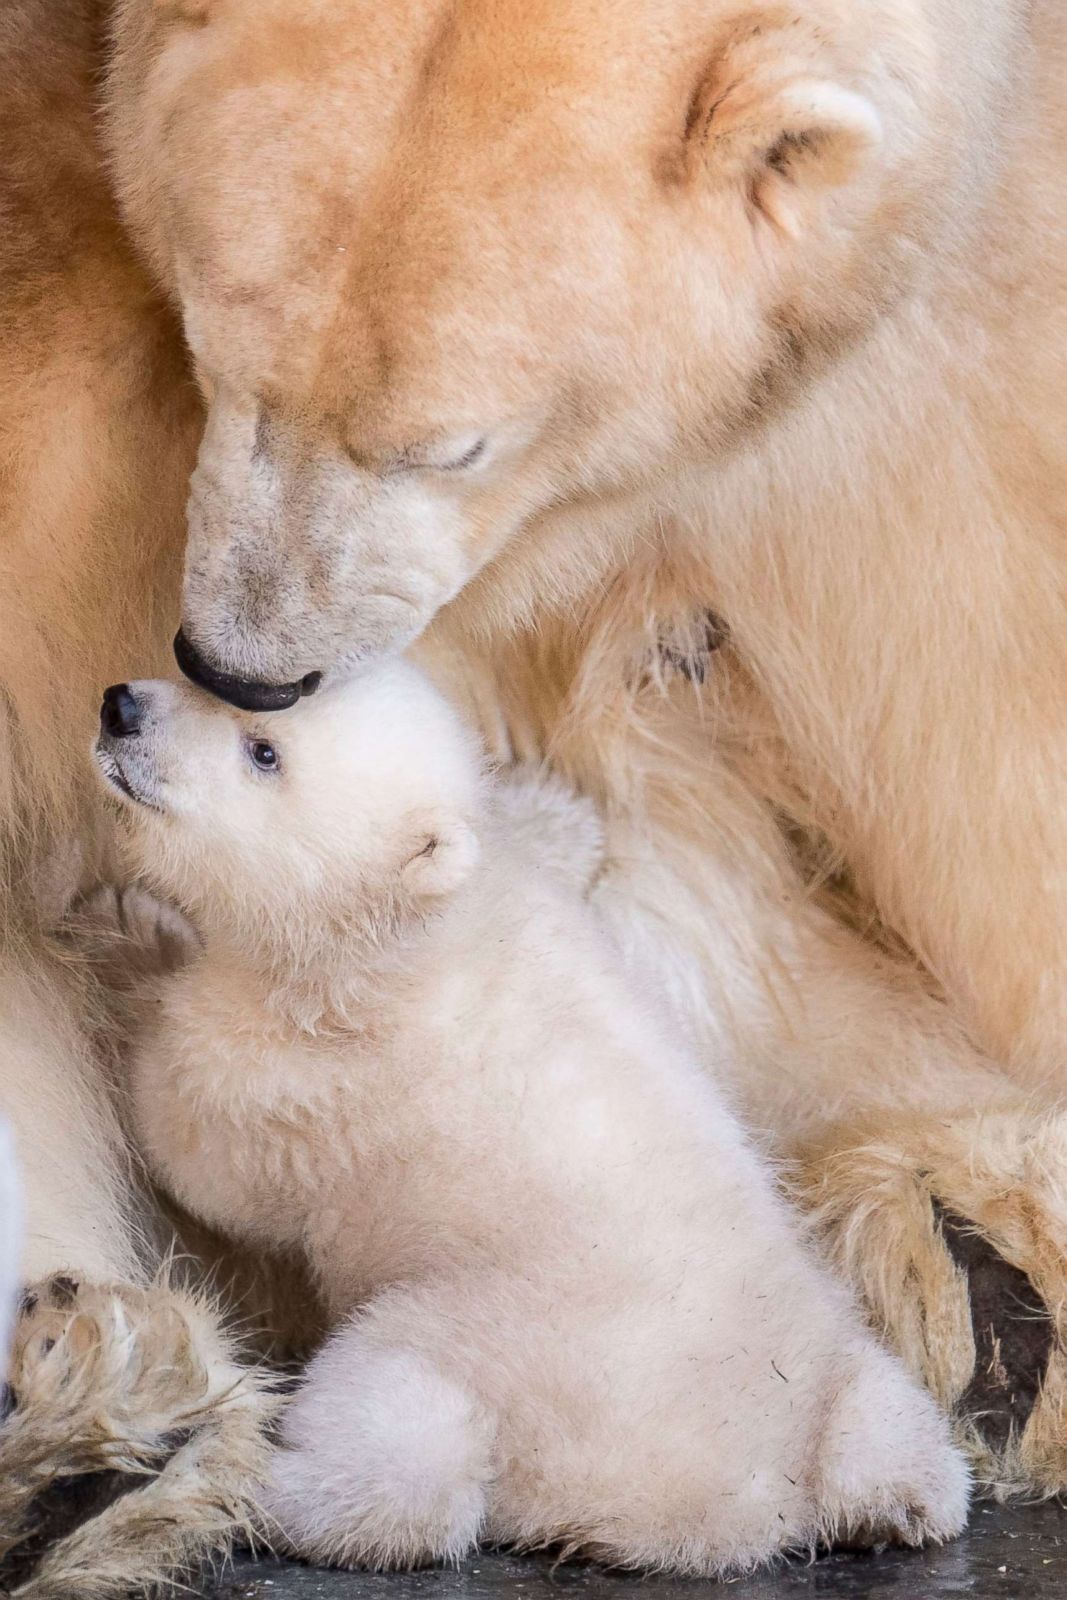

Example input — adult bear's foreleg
[0,949,278,1597]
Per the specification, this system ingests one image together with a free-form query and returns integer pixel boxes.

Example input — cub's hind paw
[816,1340,969,1551]
[261,1340,492,1570]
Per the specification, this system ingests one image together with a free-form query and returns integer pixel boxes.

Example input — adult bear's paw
[0,1274,277,1597]
[798,1107,1067,1498]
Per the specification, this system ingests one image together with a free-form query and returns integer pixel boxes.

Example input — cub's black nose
[100,683,142,738]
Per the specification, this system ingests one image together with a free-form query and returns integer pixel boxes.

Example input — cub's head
[108,0,940,705]
[92,663,484,938]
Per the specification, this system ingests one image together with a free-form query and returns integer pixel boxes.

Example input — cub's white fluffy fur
[94,665,968,1573]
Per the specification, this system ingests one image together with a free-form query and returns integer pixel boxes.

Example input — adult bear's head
[107,0,938,705]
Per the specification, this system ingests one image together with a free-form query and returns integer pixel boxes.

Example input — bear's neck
[195,894,456,1037]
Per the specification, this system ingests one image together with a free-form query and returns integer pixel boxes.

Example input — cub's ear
[400,818,480,901]
[680,25,882,237]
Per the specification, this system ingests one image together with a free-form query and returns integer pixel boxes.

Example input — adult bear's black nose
[173,628,320,712]
[100,683,142,738]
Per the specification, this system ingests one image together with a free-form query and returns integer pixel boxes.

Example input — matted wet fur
[0,1273,278,1598]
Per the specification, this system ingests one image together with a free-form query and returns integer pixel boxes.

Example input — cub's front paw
[64,882,200,987]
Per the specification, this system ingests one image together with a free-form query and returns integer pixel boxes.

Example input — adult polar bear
[0,0,1065,1588]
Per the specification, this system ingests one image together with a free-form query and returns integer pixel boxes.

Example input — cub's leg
[471,1280,968,1574]
[263,1182,967,1578]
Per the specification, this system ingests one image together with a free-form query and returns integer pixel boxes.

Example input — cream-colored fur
[96,664,967,1571]
[105,0,1064,1094]
[0,0,1064,1586]
[103,0,1067,1494]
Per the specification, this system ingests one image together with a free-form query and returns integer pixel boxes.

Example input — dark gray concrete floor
[209,1501,1066,1600]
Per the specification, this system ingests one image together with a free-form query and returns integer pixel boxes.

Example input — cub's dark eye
[249,740,279,772]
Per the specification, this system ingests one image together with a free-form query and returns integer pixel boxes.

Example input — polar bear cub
[93,665,968,1574]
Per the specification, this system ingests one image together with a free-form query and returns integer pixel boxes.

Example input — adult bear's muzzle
[173,630,322,713]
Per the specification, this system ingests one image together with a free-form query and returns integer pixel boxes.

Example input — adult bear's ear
[678,20,882,238]
[400,817,480,901]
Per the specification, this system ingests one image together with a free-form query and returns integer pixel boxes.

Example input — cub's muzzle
[96,682,160,809]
